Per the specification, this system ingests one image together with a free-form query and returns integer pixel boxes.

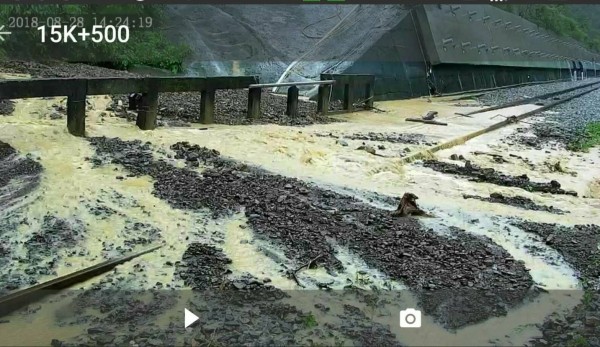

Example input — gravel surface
[423,160,578,196]
[512,221,600,286]
[476,80,595,106]
[477,80,600,149]
[111,90,340,126]
[511,221,600,347]
[0,61,139,78]
[88,137,535,329]
[463,193,566,214]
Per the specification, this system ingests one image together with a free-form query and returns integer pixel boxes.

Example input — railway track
[403,82,600,163]
[454,79,600,117]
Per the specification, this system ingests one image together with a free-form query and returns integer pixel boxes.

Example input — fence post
[247,87,261,120]
[317,84,330,114]
[200,89,216,124]
[343,82,354,112]
[365,80,374,109]
[286,85,299,117]
[67,80,87,137]
[136,80,159,130]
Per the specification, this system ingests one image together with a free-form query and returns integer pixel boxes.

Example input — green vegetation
[568,335,591,347]
[497,5,600,52]
[0,5,191,73]
[303,313,318,328]
[567,122,600,152]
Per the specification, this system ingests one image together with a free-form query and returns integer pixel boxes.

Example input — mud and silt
[87,136,534,330]
[511,221,600,286]
[423,160,578,196]
[51,242,401,347]
[511,221,600,347]
[463,193,566,214]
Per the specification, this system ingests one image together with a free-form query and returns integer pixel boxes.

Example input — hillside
[498,4,600,52]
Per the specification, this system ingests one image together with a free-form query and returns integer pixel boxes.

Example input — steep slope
[163,5,351,81]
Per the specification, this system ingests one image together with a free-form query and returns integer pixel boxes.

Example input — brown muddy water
[0,75,598,346]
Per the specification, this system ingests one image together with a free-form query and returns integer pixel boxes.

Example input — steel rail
[455,79,600,117]
[0,244,162,317]
[403,86,600,163]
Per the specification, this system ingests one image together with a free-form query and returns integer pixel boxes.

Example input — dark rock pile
[177,243,232,291]
[319,132,439,146]
[121,222,162,250]
[111,89,340,126]
[0,60,138,78]
[0,141,43,201]
[0,99,15,115]
[24,215,86,276]
[87,136,535,329]
[463,193,566,214]
[423,160,578,196]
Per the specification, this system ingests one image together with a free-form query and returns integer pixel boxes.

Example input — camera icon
[399,308,421,328]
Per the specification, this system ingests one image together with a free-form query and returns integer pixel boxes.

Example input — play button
[184,308,199,328]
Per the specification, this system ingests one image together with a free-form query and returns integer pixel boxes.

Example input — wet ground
[1,64,599,346]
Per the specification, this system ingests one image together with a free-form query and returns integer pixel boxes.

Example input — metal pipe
[249,80,335,89]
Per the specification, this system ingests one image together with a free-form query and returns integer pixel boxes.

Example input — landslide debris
[463,193,566,214]
[88,137,535,329]
[511,221,600,347]
[423,160,578,196]
[341,132,438,146]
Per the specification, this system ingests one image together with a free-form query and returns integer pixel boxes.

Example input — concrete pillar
[286,86,299,117]
[200,89,216,124]
[247,87,261,120]
[136,89,159,130]
[317,84,330,114]
[365,83,374,109]
[67,81,87,137]
[343,83,354,112]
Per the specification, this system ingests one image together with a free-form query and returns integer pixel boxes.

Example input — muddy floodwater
[1,73,599,346]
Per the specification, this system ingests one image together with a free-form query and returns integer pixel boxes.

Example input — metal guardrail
[0,76,257,136]
[248,80,335,89]
[246,79,337,119]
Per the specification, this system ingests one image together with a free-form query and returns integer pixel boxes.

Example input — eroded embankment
[510,221,600,347]
[88,136,535,329]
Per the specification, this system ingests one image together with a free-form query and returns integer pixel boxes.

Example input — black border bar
[0,0,596,5]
